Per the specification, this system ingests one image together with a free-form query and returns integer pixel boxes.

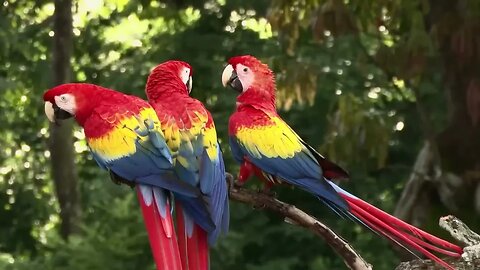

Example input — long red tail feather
[341,194,461,270]
[176,202,209,270]
[346,195,462,253]
[137,187,182,270]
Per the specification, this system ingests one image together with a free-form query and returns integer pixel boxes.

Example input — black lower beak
[227,71,243,93]
[53,103,73,121]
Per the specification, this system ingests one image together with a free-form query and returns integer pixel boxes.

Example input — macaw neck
[146,78,188,104]
[74,91,104,126]
[236,87,276,113]
[149,90,189,107]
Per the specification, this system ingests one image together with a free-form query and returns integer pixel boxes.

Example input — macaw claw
[225,172,244,193]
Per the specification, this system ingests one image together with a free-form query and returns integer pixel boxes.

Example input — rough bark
[49,0,80,239]
[395,259,480,270]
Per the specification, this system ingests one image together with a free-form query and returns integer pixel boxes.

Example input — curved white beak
[221,64,234,87]
[188,76,192,93]
[44,101,56,123]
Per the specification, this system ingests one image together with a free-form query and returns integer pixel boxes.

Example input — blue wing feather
[154,104,229,244]
[88,108,208,200]
[228,136,244,163]
[90,150,108,169]
[229,135,348,210]
[203,144,229,244]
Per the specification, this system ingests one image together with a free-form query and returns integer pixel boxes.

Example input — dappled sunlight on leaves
[322,93,395,169]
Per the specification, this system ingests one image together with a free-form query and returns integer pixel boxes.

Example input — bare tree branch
[395,216,480,269]
[395,258,480,270]
[226,173,372,270]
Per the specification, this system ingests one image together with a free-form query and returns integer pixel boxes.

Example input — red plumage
[176,203,209,270]
[138,188,183,270]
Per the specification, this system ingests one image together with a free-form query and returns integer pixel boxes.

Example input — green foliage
[0,187,154,270]
[323,93,394,169]
[0,0,476,269]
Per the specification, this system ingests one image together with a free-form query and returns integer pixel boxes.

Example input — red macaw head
[43,83,99,125]
[146,60,193,101]
[221,55,275,97]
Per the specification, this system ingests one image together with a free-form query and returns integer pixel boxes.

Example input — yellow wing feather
[159,107,219,162]
[235,117,303,159]
[88,107,163,161]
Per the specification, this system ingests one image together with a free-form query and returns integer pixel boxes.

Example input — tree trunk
[434,0,480,213]
[49,0,80,239]
[395,0,480,229]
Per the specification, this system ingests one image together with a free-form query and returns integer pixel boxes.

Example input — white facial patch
[236,63,254,91]
[180,67,191,93]
[54,94,76,115]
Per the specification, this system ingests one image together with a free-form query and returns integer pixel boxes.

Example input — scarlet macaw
[145,61,229,270]
[43,83,215,270]
[221,55,462,269]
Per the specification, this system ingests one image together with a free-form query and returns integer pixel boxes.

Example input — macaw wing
[157,105,222,192]
[199,112,229,242]
[87,104,200,198]
[157,103,228,238]
[178,108,227,222]
[154,107,196,184]
[299,140,349,180]
[198,111,225,193]
[230,116,347,209]
[155,107,181,157]
[229,135,244,163]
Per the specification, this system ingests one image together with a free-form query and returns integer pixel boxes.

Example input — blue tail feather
[175,194,215,233]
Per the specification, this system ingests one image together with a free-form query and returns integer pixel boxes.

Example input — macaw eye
[243,67,248,72]
[60,96,67,102]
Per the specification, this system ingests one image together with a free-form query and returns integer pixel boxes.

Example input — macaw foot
[225,173,234,193]
[109,171,135,189]
[226,172,245,193]
[234,179,245,188]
